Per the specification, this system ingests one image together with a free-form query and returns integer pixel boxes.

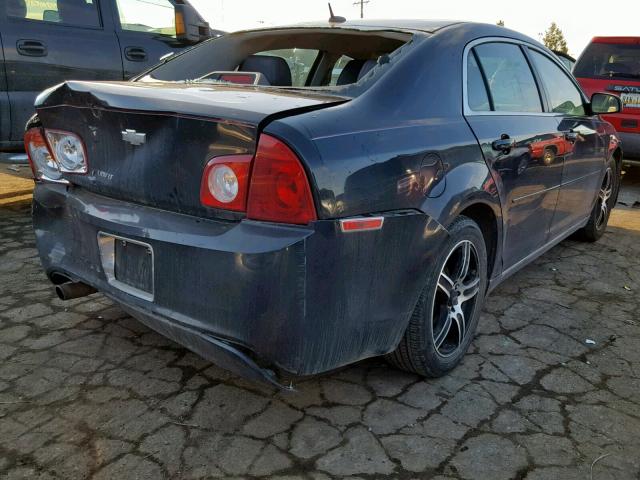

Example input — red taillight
[199,134,317,225]
[246,134,317,225]
[24,127,65,183]
[200,155,252,211]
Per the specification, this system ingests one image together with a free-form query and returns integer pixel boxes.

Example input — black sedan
[25,20,623,388]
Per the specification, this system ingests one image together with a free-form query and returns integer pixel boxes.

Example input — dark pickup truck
[1,0,215,151]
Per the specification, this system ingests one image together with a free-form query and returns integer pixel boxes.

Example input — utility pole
[353,0,370,18]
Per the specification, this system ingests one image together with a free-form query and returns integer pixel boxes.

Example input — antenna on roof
[328,3,346,24]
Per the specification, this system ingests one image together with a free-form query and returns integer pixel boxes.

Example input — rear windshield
[139,28,412,93]
[574,42,640,80]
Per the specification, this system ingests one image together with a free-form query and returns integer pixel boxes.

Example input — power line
[353,0,370,19]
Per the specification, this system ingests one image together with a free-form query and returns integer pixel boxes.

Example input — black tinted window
[574,42,640,80]
[467,52,490,111]
[475,43,542,113]
[530,50,585,116]
[7,0,100,27]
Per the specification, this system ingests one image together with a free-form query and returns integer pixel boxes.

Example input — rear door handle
[124,46,148,62]
[492,134,515,153]
[564,131,579,143]
[17,39,47,57]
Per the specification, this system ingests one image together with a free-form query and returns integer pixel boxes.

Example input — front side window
[530,50,585,116]
[115,0,176,37]
[474,43,542,113]
[7,0,100,27]
[256,49,320,87]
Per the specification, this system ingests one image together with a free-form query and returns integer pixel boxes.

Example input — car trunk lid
[35,81,346,220]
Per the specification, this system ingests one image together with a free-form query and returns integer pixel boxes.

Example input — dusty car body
[27,20,623,387]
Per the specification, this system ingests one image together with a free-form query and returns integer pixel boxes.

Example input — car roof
[236,20,544,47]
[239,19,463,35]
[300,19,462,33]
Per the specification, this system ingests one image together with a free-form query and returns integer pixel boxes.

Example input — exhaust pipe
[55,282,97,301]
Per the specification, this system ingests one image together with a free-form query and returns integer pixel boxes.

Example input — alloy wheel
[596,168,613,230]
[432,240,481,357]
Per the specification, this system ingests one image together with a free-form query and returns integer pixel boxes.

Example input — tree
[496,20,505,27]
[542,22,568,53]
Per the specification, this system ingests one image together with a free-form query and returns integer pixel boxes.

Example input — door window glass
[467,52,491,111]
[475,43,542,113]
[7,0,100,27]
[115,0,176,37]
[256,49,320,87]
[530,50,586,116]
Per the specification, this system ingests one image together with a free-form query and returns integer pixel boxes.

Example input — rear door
[112,0,184,79]
[464,41,564,270]
[527,48,603,236]
[2,0,122,142]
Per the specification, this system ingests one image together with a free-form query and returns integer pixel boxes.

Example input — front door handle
[17,39,47,57]
[124,46,147,62]
[564,131,579,143]
[492,134,515,154]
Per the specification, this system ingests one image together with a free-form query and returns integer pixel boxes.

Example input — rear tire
[576,159,617,242]
[386,216,488,377]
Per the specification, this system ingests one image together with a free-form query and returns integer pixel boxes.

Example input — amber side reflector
[175,11,186,36]
[340,217,385,233]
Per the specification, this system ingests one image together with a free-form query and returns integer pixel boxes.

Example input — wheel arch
[458,202,500,281]
[420,162,505,282]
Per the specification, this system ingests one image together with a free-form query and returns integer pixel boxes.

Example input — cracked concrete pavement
[0,166,639,479]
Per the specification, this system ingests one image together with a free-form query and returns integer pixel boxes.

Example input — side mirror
[591,93,622,115]
[175,3,212,44]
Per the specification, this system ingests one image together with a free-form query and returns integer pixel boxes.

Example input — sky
[189,0,639,58]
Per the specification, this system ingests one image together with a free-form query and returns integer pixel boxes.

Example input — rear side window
[574,42,640,80]
[7,0,100,27]
[467,52,491,111]
[530,50,585,116]
[474,43,542,113]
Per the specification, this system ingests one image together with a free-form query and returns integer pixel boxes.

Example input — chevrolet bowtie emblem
[121,129,146,146]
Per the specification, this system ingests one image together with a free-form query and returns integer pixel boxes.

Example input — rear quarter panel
[259,25,505,369]
[268,25,502,226]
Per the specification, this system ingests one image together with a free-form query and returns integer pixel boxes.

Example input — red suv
[574,37,640,163]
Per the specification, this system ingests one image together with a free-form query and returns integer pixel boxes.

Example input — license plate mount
[98,233,154,301]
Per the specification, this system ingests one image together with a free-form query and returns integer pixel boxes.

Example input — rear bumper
[33,184,447,380]
[619,131,640,161]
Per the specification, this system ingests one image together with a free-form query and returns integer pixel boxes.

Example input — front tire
[386,216,488,377]
[577,159,617,242]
